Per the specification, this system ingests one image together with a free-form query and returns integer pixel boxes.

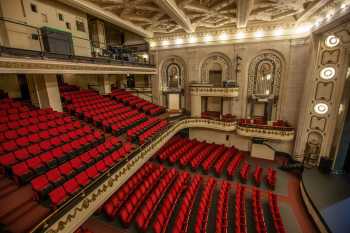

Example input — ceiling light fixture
[188,36,197,43]
[273,28,284,36]
[320,67,336,80]
[314,103,329,114]
[325,35,340,47]
[175,38,183,45]
[204,34,213,43]
[254,30,264,38]
[219,32,229,41]
[236,31,245,39]
[161,40,169,46]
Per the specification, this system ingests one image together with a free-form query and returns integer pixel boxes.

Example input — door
[17,74,30,100]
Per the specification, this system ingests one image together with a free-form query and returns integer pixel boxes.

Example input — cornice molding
[0,57,157,74]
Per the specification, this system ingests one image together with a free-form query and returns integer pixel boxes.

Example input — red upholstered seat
[58,162,75,178]
[46,168,64,186]
[40,152,57,168]
[31,175,52,197]
[75,171,90,186]
[63,178,80,195]
[49,186,68,207]
[27,157,46,175]
[70,157,84,172]
[14,148,30,161]
[86,166,99,180]
[0,153,17,167]
[12,162,33,183]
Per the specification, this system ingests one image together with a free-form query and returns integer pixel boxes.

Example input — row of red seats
[30,135,118,197]
[0,121,88,166]
[253,166,263,186]
[266,168,277,189]
[172,175,202,233]
[268,192,287,233]
[61,90,97,103]
[152,172,190,233]
[201,146,227,173]
[252,189,268,233]
[110,112,147,136]
[136,168,178,232]
[168,140,198,164]
[214,148,237,175]
[103,163,156,220]
[235,184,247,233]
[48,141,131,207]
[239,162,251,183]
[0,116,79,144]
[118,165,166,226]
[127,118,160,142]
[215,181,230,233]
[0,109,64,131]
[179,142,207,167]
[226,152,243,178]
[190,143,218,170]
[156,136,185,161]
[136,119,168,145]
[110,89,165,116]
[0,98,31,116]
[194,178,216,233]
[4,128,103,184]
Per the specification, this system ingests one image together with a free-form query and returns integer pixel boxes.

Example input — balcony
[190,83,239,98]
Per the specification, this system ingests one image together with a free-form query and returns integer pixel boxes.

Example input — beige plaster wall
[0,0,91,56]
[0,74,21,98]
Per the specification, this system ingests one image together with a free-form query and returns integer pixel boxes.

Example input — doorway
[17,74,30,100]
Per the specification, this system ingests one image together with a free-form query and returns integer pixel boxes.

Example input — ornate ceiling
[86,0,331,34]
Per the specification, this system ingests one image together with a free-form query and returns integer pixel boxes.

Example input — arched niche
[160,56,186,111]
[247,51,284,120]
[161,56,186,91]
[200,53,232,86]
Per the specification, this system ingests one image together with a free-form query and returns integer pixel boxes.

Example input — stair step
[0,201,37,225]
[0,178,13,190]
[6,204,49,233]
[0,185,18,199]
[0,185,34,220]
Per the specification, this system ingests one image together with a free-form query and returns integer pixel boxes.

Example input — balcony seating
[190,144,217,170]
[213,147,237,175]
[268,192,286,233]
[252,189,268,233]
[103,163,156,220]
[266,168,277,190]
[118,165,166,226]
[193,178,216,233]
[201,146,227,173]
[152,172,190,233]
[110,89,166,116]
[135,119,168,145]
[226,152,243,178]
[168,140,198,164]
[253,166,263,186]
[136,168,178,232]
[239,162,250,183]
[239,118,293,131]
[235,184,247,233]
[215,181,230,233]
[155,136,184,161]
[127,118,161,143]
[172,175,202,233]
[178,142,207,167]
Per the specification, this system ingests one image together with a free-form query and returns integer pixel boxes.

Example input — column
[90,19,107,49]
[27,74,63,112]
[191,94,201,117]
[98,75,111,95]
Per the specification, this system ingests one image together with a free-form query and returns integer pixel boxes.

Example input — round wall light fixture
[320,67,336,80]
[325,35,340,48]
[314,103,329,114]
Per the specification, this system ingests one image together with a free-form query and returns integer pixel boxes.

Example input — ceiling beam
[56,0,153,38]
[296,0,331,23]
[236,0,254,28]
[153,0,195,33]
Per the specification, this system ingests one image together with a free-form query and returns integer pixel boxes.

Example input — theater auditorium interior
[0,0,349,233]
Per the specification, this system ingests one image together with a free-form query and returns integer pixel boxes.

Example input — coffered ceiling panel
[86,0,331,35]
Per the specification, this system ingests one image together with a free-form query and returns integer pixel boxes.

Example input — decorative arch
[200,53,232,84]
[247,51,284,98]
[160,56,186,90]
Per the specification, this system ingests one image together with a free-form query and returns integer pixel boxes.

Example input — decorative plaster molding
[237,125,295,141]
[190,87,239,98]
[0,57,157,75]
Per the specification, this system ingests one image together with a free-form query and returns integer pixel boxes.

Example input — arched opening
[247,52,282,121]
